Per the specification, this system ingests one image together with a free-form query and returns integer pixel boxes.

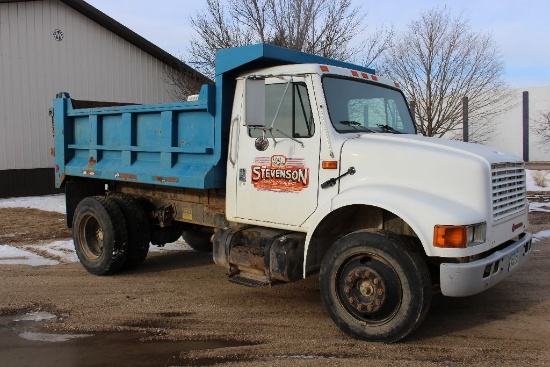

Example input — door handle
[239,168,246,182]
[228,116,239,166]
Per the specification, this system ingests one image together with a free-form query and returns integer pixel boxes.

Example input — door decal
[251,155,309,192]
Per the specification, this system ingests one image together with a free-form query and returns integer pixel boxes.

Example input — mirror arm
[274,128,304,147]
[267,128,278,147]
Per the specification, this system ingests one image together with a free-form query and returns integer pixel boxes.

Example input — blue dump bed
[52,85,224,189]
[53,43,375,190]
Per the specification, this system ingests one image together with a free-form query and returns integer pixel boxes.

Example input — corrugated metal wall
[0,0,179,175]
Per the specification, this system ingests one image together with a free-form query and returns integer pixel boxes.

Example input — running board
[228,274,271,288]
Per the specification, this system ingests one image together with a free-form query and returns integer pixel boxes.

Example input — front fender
[303,184,486,275]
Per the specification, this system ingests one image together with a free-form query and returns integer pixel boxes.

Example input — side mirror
[244,78,265,127]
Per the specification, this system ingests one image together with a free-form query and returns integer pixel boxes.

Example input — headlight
[434,223,486,248]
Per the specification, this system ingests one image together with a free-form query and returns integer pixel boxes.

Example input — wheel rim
[336,253,402,325]
[78,214,104,260]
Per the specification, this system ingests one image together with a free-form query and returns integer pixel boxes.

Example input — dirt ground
[1,199,550,367]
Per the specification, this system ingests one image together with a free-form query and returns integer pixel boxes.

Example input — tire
[109,194,150,270]
[320,230,431,343]
[181,227,214,252]
[73,196,128,275]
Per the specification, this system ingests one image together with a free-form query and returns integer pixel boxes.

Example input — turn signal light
[434,225,467,248]
[322,161,338,169]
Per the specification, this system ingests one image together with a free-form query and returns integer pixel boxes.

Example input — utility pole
[523,91,529,162]
[462,96,469,142]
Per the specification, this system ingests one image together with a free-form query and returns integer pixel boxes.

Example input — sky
[84,0,549,88]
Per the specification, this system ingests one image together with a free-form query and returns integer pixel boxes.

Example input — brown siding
[0,168,63,198]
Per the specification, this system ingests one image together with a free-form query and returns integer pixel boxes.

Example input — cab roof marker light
[361,72,369,79]
[351,70,359,77]
[320,65,329,72]
[371,75,378,81]
[394,82,400,88]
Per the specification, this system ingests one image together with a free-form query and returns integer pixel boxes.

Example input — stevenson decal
[251,155,309,192]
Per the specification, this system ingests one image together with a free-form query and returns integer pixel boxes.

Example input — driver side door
[234,76,321,227]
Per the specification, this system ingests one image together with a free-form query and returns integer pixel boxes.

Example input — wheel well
[305,205,422,275]
[65,178,107,228]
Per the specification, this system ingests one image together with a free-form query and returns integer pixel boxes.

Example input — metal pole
[462,96,469,142]
[523,91,529,162]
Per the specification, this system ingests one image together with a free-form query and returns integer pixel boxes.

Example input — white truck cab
[222,61,531,340]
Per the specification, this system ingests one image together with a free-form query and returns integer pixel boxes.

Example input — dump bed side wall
[53,84,226,190]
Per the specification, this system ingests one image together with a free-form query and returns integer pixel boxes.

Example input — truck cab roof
[215,43,376,77]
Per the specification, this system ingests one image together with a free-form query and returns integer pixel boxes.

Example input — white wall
[483,86,550,161]
[0,0,180,171]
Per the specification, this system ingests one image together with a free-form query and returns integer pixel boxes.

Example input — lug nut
[374,277,380,285]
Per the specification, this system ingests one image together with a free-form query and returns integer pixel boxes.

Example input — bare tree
[382,7,513,142]
[186,0,393,78]
[532,111,550,150]
[162,61,210,101]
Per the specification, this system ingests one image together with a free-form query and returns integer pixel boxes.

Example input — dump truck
[52,43,532,342]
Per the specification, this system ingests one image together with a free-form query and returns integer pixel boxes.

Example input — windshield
[323,76,416,134]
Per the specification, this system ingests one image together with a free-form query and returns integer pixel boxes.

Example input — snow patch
[0,241,192,267]
[18,331,91,342]
[530,202,550,213]
[24,241,79,264]
[0,246,59,266]
[149,240,194,252]
[533,230,550,244]
[14,312,58,322]
[0,194,66,214]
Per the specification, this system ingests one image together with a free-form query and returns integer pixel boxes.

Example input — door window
[250,82,314,139]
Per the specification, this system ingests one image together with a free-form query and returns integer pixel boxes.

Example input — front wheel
[320,230,431,343]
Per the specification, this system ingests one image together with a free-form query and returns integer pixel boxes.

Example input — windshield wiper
[340,121,376,133]
[377,124,402,134]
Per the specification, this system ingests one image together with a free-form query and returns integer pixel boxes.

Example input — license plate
[509,250,520,271]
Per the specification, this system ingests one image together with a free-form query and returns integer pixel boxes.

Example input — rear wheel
[320,230,431,342]
[73,196,128,275]
[109,194,150,270]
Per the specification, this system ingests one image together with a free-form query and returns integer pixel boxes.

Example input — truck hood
[349,133,521,164]
[339,133,523,223]
[337,133,526,256]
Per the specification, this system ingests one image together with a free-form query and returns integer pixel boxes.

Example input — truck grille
[491,162,527,222]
